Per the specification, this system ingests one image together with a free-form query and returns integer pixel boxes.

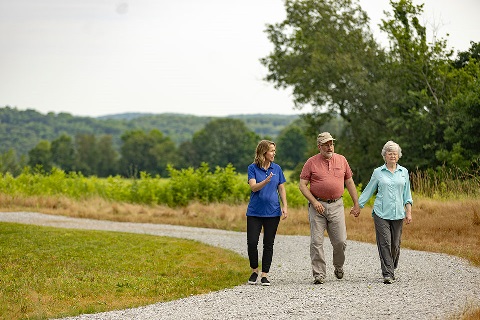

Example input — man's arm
[345,177,360,217]
[299,178,324,214]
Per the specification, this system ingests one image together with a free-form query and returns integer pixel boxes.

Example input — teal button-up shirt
[358,163,413,220]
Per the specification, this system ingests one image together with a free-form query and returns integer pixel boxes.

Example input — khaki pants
[308,199,347,278]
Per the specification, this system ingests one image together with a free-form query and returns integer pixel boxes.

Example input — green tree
[276,122,308,170]
[75,134,99,176]
[260,0,389,183]
[96,135,119,177]
[120,129,177,177]
[189,119,259,171]
[436,43,480,169]
[261,0,384,121]
[28,140,52,172]
[378,0,455,171]
[51,134,76,172]
[0,149,24,176]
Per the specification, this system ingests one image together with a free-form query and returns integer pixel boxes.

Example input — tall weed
[411,165,480,199]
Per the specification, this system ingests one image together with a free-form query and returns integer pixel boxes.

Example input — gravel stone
[1,211,479,320]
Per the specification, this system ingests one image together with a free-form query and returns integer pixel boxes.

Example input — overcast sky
[0,0,478,118]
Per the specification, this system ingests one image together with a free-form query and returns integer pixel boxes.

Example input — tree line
[0,107,298,157]
[1,117,313,180]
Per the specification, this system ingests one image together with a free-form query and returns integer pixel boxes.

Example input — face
[264,144,276,163]
[384,150,399,165]
[318,141,334,159]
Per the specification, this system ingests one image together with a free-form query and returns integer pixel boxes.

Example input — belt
[315,197,342,204]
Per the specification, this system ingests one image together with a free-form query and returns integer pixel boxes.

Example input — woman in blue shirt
[246,140,288,286]
[357,141,413,284]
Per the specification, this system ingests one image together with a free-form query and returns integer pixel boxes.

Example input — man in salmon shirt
[299,132,360,284]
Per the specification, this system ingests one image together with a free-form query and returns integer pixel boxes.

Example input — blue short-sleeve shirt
[246,162,286,217]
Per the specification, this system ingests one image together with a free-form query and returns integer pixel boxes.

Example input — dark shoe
[383,277,395,284]
[248,272,258,285]
[260,277,270,286]
[313,276,325,284]
[334,268,344,279]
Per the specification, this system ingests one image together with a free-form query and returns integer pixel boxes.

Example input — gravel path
[1,211,479,320]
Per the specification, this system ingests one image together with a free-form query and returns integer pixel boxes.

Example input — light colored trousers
[308,199,347,278]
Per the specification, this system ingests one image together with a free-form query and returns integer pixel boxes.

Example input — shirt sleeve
[403,169,413,206]
[278,167,286,185]
[247,164,256,182]
[358,170,378,208]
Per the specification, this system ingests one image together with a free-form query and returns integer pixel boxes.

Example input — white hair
[381,141,402,159]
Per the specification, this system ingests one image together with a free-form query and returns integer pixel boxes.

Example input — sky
[0,0,478,118]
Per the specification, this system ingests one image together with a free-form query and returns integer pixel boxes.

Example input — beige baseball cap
[317,132,335,145]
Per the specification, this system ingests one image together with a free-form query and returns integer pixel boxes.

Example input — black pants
[247,216,280,273]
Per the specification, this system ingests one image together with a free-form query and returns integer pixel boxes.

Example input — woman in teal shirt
[358,141,413,284]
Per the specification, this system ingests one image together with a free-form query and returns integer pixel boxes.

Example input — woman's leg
[247,216,263,271]
[260,216,281,275]
[390,219,404,270]
[373,213,395,279]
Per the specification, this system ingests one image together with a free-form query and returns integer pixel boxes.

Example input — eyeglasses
[320,142,335,148]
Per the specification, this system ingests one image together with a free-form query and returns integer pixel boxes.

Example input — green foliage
[51,134,76,172]
[276,124,308,170]
[165,163,250,207]
[0,165,253,207]
[284,183,308,208]
[0,149,25,176]
[120,129,177,178]
[0,165,377,209]
[27,140,52,172]
[186,119,260,170]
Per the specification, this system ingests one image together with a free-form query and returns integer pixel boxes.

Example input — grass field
[0,222,248,320]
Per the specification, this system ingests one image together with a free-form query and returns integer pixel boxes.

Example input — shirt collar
[381,163,403,172]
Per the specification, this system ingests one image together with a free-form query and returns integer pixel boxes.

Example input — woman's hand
[405,211,412,224]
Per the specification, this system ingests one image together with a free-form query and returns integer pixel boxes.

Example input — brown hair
[254,140,275,167]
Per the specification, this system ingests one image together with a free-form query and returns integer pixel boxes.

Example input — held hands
[349,205,360,218]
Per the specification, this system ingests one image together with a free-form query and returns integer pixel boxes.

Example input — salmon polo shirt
[300,153,353,200]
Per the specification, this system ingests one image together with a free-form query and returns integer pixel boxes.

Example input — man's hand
[350,206,360,217]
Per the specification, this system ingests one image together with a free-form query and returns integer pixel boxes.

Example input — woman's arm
[278,183,288,219]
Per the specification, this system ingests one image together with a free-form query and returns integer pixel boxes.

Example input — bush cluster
[0,165,369,208]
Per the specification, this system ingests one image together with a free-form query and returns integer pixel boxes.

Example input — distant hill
[97,112,156,120]
[0,107,299,156]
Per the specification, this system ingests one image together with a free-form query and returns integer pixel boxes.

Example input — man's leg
[326,200,347,273]
[309,203,327,278]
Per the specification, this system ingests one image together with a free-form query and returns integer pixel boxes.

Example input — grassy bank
[0,222,248,320]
